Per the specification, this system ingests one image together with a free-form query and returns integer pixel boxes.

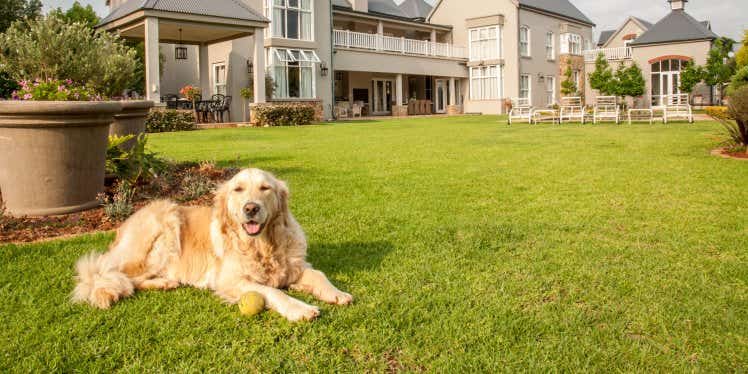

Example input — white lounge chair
[593,96,619,124]
[559,96,585,124]
[663,94,693,124]
[508,98,533,124]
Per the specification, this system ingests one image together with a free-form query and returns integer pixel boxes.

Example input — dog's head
[213,168,289,238]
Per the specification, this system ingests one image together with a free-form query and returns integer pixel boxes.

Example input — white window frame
[266,0,314,41]
[469,65,501,100]
[519,74,531,103]
[212,62,227,95]
[560,33,582,55]
[573,70,581,90]
[519,26,530,57]
[267,47,317,99]
[468,25,502,61]
[546,76,555,105]
[545,32,555,60]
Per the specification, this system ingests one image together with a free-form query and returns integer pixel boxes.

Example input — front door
[656,72,680,106]
[435,79,449,113]
[372,79,394,115]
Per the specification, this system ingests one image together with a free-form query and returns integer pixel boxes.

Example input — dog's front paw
[283,299,320,322]
[330,290,353,305]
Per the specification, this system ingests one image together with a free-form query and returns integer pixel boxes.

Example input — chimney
[352,0,368,13]
[669,0,687,10]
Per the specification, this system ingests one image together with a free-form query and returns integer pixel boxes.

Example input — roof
[630,9,717,46]
[518,0,594,26]
[397,0,432,19]
[99,0,268,26]
[633,17,653,29]
[597,30,615,46]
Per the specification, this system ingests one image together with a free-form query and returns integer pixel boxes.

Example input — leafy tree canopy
[0,0,42,33]
[49,1,100,29]
[736,30,748,69]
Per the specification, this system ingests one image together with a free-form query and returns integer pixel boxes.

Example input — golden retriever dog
[72,168,352,321]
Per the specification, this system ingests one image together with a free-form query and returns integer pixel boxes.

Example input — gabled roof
[518,0,595,26]
[99,0,268,26]
[397,0,432,19]
[597,16,652,48]
[368,0,409,18]
[597,30,615,47]
[633,17,653,29]
[629,9,717,46]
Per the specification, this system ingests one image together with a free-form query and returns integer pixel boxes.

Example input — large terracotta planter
[0,101,123,216]
[109,100,154,149]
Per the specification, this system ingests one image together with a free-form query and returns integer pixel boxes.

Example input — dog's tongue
[243,222,261,235]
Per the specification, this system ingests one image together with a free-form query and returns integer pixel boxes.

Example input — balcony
[333,29,468,60]
[583,47,632,62]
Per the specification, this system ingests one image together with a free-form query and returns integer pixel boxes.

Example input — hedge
[146,110,196,133]
[253,104,315,127]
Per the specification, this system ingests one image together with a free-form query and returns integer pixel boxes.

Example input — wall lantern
[175,28,188,60]
[537,73,545,83]
[247,61,254,75]
[320,61,329,77]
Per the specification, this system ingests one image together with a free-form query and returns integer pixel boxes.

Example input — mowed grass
[2,116,747,371]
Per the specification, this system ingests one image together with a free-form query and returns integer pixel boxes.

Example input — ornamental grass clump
[709,86,748,154]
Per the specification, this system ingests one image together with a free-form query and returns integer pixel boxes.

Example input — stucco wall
[335,49,468,77]
[603,19,646,49]
[632,40,711,104]
[160,44,200,96]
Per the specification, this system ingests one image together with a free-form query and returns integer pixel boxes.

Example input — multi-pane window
[560,33,582,55]
[469,26,501,61]
[573,70,581,90]
[213,63,227,95]
[519,74,530,102]
[267,48,320,99]
[545,32,554,60]
[545,76,555,105]
[519,26,530,57]
[470,65,500,100]
[651,58,688,106]
[267,0,313,40]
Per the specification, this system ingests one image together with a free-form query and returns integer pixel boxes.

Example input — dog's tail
[72,252,134,309]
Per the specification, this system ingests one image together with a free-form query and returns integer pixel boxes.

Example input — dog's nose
[244,203,261,217]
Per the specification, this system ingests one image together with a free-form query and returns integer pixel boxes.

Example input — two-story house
[100,0,596,121]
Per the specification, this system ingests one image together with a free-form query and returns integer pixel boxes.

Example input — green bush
[728,65,748,95]
[0,72,19,98]
[145,110,196,133]
[0,14,136,97]
[253,104,315,126]
[714,86,748,152]
[106,134,167,184]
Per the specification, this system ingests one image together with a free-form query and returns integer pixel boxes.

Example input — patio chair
[194,100,211,123]
[559,96,585,124]
[163,94,179,109]
[351,103,363,118]
[335,102,350,118]
[593,96,620,124]
[209,94,227,122]
[508,98,532,125]
[663,93,693,124]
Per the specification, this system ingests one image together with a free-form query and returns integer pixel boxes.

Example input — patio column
[448,77,455,105]
[393,74,406,117]
[199,44,210,98]
[447,77,460,115]
[253,28,266,104]
[144,17,161,102]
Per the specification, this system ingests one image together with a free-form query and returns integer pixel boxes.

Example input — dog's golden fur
[72,168,351,321]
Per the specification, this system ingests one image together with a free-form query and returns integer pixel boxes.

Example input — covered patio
[98,0,270,108]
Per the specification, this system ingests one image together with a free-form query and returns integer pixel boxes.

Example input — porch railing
[334,29,468,59]
[583,47,632,62]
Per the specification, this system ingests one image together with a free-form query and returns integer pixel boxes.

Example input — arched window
[650,56,691,106]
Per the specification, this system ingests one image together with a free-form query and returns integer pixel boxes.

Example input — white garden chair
[559,96,585,124]
[593,96,620,124]
[663,94,693,124]
[508,98,533,124]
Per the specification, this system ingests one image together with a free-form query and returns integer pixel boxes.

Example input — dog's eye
[259,185,271,192]
[234,187,244,192]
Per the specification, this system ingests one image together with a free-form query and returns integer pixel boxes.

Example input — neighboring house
[584,0,718,107]
[101,0,597,120]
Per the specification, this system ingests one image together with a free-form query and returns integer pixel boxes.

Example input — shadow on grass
[308,240,394,275]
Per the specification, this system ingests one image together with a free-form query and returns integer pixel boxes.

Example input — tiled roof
[99,0,268,26]
[630,9,717,46]
[518,0,594,26]
[398,0,432,19]
[597,30,615,46]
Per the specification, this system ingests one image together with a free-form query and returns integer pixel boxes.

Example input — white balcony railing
[583,47,632,62]
[333,29,468,59]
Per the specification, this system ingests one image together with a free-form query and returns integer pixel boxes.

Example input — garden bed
[0,162,236,244]
[711,148,748,160]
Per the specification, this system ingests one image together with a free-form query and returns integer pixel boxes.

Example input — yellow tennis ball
[239,291,265,316]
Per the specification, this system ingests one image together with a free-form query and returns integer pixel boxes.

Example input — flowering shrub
[179,85,200,101]
[253,104,316,126]
[11,78,99,101]
[145,110,196,133]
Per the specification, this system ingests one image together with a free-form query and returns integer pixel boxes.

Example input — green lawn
[2,116,747,371]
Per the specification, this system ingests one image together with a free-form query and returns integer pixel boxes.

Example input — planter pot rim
[119,100,155,110]
[0,100,123,115]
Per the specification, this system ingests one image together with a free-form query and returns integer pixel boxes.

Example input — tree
[588,53,616,96]
[0,14,136,97]
[704,37,737,104]
[560,61,578,96]
[736,30,748,69]
[0,0,42,33]
[728,65,748,95]
[49,1,100,29]
[679,60,705,93]
[615,63,646,99]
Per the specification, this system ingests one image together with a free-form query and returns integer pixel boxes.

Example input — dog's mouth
[242,221,264,236]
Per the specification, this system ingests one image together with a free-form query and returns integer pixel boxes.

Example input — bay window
[560,33,582,55]
[519,26,530,57]
[470,65,501,100]
[266,0,313,40]
[469,25,501,61]
[268,48,320,99]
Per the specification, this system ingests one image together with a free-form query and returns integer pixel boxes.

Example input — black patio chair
[164,94,179,109]
[194,100,211,123]
[209,94,226,122]
[214,96,232,123]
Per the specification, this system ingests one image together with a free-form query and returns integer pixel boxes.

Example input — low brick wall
[249,99,323,125]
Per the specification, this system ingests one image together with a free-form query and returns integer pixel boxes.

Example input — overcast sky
[43,0,746,41]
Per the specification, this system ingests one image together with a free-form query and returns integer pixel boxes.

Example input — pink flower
[23,93,33,100]
[58,85,65,92]
[65,79,73,85]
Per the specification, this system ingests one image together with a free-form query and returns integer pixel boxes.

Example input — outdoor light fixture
[537,73,545,82]
[247,61,254,75]
[175,28,188,60]
[320,61,329,77]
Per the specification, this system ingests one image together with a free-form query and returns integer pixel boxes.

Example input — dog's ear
[276,179,290,224]
[211,181,232,257]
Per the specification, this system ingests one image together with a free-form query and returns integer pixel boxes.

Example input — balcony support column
[393,74,407,117]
